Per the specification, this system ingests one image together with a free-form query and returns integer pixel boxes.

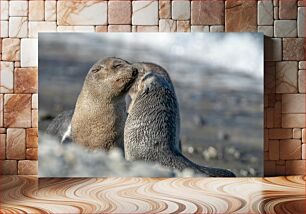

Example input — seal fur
[71,57,138,151]
[127,62,181,152]
[124,72,235,177]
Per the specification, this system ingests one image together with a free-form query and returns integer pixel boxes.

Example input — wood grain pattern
[0,176,305,213]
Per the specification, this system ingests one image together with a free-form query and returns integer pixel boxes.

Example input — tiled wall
[0,0,305,176]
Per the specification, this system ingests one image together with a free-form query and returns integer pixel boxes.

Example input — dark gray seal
[124,72,235,177]
[46,110,73,144]
[127,62,181,152]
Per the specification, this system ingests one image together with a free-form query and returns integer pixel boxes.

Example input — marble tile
[57,26,95,32]
[269,128,292,139]
[279,0,297,19]
[6,128,26,159]
[280,139,301,160]
[274,20,297,37]
[273,0,279,6]
[276,61,298,93]
[2,38,20,61]
[18,160,38,175]
[14,61,21,68]
[0,94,3,128]
[191,25,209,32]
[274,6,279,20]
[266,108,274,128]
[298,7,305,37]
[0,128,6,134]
[302,144,306,159]
[258,0,273,25]
[29,1,44,21]
[26,128,38,148]
[132,1,158,25]
[0,61,14,93]
[32,94,38,109]
[275,164,286,175]
[283,38,305,61]
[20,39,38,67]
[264,131,268,151]
[132,25,136,32]
[303,129,306,143]
[95,26,108,32]
[9,17,28,38]
[269,140,279,160]
[108,1,131,24]
[264,62,276,94]
[264,161,276,176]
[210,25,224,32]
[4,94,31,128]
[29,21,57,38]
[14,68,38,93]
[298,70,305,93]
[258,26,273,37]
[159,19,177,32]
[108,25,131,32]
[45,1,57,21]
[0,134,5,159]
[0,1,9,20]
[57,1,107,25]
[293,128,302,139]
[265,128,270,142]
[282,94,305,113]
[172,1,190,20]
[0,21,9,37]
[192,0,224,25]
[276,160,285,165]
[299,61,306,70]
[0,160,17,175]
[264,38,282,61]
[136,26,158,32]
[159,1,171,19]
[273,100,282,128]
[225,0,257,32]
[9,1,28,17]
[282,114,305,128]
[177,21,190,32]
[32,110,38,128]
[26,148,38,160]
[298,0,305,6]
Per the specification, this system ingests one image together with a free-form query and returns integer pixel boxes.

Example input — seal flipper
[61,124,73,144]
[160,149,235,177]
[46,110,74,143]
[196,165,236,177]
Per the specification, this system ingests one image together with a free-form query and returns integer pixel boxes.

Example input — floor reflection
[1,176,305,213]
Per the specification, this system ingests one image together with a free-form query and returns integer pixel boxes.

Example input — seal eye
[112,63,123,69]
[91,65,102,73]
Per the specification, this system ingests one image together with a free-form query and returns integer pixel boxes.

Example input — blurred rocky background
[39,33,263,177]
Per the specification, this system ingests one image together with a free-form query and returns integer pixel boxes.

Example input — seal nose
[132,67,138,77]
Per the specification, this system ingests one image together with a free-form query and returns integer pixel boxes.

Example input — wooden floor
[0,176,305,214]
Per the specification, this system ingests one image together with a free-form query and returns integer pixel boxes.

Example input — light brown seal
[124,72,235,177]
[71,57,138,151]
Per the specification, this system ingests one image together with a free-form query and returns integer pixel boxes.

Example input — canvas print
[38,33,263,177]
